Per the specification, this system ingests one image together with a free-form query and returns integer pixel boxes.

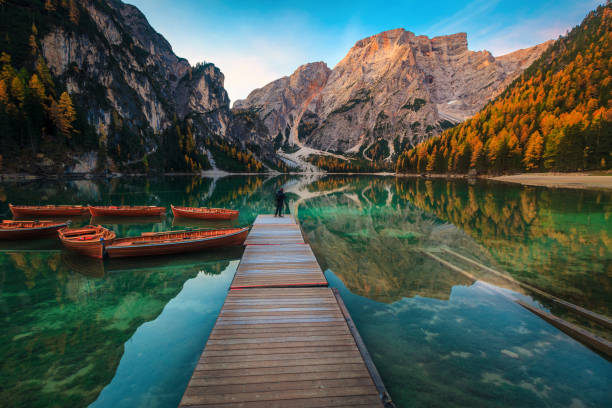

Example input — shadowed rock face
[236,29,550,156]
[40,0,231,139]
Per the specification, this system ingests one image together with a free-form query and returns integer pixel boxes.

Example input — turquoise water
[0,175,610,407]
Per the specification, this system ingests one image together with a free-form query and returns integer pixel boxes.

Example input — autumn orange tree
[397,3,612,174]
[204,137,265,172]
[0,0,100,171]
[306,154,393,172]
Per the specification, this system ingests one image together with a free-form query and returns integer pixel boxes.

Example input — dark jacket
[275,190,286,205]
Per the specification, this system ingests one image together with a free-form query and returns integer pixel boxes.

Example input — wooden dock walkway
[179,215,391,407]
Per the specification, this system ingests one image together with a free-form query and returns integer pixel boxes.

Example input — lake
[0,175,610,408]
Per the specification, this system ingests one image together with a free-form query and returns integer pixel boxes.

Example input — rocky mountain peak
[39,0,229,134]
[233,62,331,147]
[237,28,550,158]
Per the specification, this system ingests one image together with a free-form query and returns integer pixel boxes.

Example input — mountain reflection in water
[294,175,611,408]
[0,175,610,408]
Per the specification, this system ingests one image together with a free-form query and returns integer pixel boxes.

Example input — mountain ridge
[396,2,611,174]
[0,0,281,174]
[235,28,550,165]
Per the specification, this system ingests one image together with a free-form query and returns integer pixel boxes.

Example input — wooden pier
[179,215,392,407]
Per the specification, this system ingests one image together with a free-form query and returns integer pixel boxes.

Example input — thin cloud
[475,0,602,55]
[426,0,501,36]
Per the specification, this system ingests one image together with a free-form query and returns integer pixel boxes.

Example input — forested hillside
[396,3,612,174]
[0,0,272,174]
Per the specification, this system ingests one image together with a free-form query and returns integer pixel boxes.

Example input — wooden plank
[209,321,343,330]
[209,329,350,339]
[517,300,612,358]
[179,214,385,408]
[210,329,350,340]
[205,335,355,346]
[202,345,358,357]
[333,288,395,407]
[442,247,612,330]
[202,345,357,358]
[180,385,378,405]
[204,339,358,351]
[184,378,375,396]
[190,363,370,380]
[232,237,325,287]
[179,395,383,407]
[188,370,369,386]
[201,350,362,363]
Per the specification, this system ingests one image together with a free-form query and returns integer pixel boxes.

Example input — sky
[127,0,602,104]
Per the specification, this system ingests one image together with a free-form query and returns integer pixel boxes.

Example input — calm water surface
[0,175,610,407]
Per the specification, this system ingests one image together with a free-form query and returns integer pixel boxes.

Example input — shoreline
[489,173,612,191]
[1,171,611,190]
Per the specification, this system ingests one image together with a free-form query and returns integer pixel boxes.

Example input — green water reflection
[0,175,286,408]
[296,176,612,407]
[0,175,610,408]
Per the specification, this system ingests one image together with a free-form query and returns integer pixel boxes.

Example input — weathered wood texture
[231,244,327,289]
[234,216,325,289]
[179,215,385,407]
[179,287,383,407]
[245,215,305,245]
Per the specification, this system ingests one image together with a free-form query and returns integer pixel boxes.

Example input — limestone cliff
[40,1,231,133]
[0,0,258,174]
[236,29,550,159]
[233,62,332,149]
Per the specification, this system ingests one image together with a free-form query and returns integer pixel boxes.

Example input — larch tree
[58,91,76,124]
[36,56,55,96]
[28,74,46,101]
[0,80,8,104]
[10,76,25,106]
[45,0,57,12]
[69,0,79,24]
[523,131,544,170]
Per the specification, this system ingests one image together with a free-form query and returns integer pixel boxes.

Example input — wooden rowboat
[0,220,69,240]
[171,205,239,220]
[9,204,89,217]
[91,215,164,225]
[105,227,249,258]
[88,205,166,217]
[58,225,116,259]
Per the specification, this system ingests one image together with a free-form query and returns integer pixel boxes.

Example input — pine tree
[0,80,8,105]
[58,91,75,124]
[44,0,57,12]
[50,92,76,136]
[29,24,38,55]
[49,98,64,134]
[28,74,46,101]
[36,56,55,96]
[10,76,25,105]
[0,54,16,84]
[523,131,544,170]
[69,0,79,24]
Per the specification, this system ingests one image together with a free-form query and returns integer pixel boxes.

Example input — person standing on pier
[275,188,286,217]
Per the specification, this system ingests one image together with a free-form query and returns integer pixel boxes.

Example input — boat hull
[10,204,89,217]
[88,206,166,217]
[58,226,116,259]
[60,239,105,259]
[106,228,248,258]
[0,222,68,240]
[171,205,239,220]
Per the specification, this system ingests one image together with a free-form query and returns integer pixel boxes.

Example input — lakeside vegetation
[306,153,393,173]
